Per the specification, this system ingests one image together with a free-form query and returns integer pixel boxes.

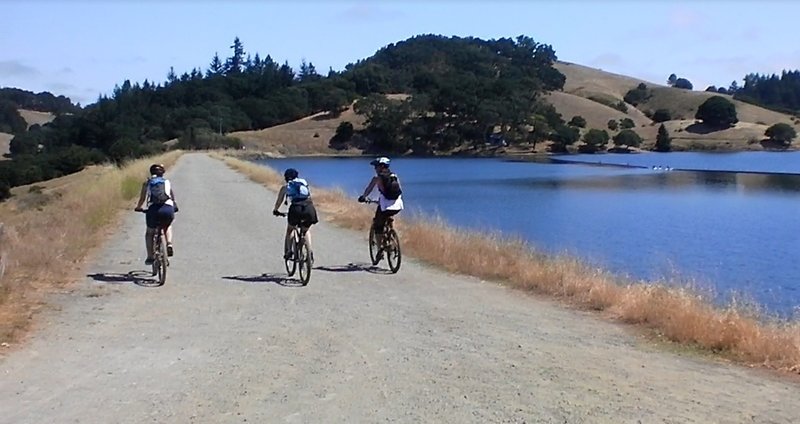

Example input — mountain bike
[136,209,169,286]
[274,211,312,286]
[362,199,402,273]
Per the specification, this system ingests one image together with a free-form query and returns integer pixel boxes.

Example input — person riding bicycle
[273,168,318,261]
[134,163,177,265]
[358,157,403,253]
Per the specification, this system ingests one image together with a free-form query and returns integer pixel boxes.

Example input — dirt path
[1,153,798,423]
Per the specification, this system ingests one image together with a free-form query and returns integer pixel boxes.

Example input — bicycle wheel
[297,237,312,286]
[156,233,167,285]
[368,226,381,265]
[284,231,297,276]
[150,234,159,276]
[385,229,402,274]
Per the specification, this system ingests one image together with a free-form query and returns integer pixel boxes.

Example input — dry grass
[552,61,800,150]
[0,152,182,345]
[18,109,55,128]
[220,154,800,374]
[230,105,366,156]
[545,91,650,130]
[0,132,11,157]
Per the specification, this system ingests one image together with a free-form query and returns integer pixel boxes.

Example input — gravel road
[1,153,798,423]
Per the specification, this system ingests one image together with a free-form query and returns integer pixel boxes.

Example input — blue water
[258,153,800,317]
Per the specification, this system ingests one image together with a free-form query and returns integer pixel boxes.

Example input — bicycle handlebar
[273,211,287,217]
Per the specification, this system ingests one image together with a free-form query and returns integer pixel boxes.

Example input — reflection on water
[511,171,800,194]
[259,154,800,317]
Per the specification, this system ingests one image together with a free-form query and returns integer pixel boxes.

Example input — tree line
[3,35,570,199]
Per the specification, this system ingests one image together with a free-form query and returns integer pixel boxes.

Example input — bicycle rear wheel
[297,237,312,286]
[284,232,298,276]
[368,226,381,265]
[155,233,167,285]
[385,229,401,273]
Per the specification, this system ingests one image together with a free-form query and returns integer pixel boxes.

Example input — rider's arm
[170,188,178,210]
[135,182,147,209]
[360,176,379,198]
[273,186,287,212]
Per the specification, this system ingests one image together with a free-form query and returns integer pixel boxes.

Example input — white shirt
[379,193,403,212]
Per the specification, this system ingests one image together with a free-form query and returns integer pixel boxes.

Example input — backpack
[148,176,171,204]
[286,178,310,201]
[380,173,402,200]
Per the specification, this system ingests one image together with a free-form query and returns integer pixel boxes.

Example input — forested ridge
[1,34,566,199]
[3,34,799,201]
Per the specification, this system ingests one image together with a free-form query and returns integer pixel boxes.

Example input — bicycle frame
[275,211,312,285]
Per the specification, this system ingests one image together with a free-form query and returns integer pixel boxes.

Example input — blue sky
[1,0,798,105]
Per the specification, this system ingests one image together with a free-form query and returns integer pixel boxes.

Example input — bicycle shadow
[87,271,162,288]
[222,273,305,287]
[315,262,393,275]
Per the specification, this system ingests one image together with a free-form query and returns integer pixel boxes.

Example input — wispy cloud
[0,60,40,77]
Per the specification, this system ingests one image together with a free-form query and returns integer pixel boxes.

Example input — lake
[258,151,800,317]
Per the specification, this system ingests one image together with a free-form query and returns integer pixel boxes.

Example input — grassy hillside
[1,110,57,158]
[231,105,366,156]
[239,60,799,155]
[18,109,55,128]
[550,62,800,151]
[0,133,11,158]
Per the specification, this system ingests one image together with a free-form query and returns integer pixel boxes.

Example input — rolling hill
[235,61,800,154]
[1,109,55,158]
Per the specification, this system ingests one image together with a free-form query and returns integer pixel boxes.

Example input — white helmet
[370,157,391,166]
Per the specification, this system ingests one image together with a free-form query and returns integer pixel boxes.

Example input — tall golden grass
[219,154,800,374]
[0,152,182,344]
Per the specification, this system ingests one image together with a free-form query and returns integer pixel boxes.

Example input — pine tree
[207,52,224,77]
[224,37,246,74]
[655,124,672,152]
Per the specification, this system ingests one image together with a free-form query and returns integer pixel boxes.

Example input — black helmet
[283,168,298,181]
[149,163,165,175]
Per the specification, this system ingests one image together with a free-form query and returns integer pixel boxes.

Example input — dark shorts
[373,206,400,233]
[146,203,175,229]
[288,200,318,228]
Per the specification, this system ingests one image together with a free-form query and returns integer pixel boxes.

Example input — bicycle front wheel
[386,229,401,274]
[297,237,312,286]
[285,232,298,276]
[368,226,380,266]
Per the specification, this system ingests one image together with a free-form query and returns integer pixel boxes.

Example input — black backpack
[148,177,171,204]
[380,173,402,200]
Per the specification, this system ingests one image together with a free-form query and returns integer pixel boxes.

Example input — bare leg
[165,225,173,245]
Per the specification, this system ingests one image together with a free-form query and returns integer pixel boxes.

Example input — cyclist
[134,163,177,265]
[273,168,318,261]
[358,157,403,254]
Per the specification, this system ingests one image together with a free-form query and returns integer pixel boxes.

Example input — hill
[231,105,365,156]
[551,62,800,151]
[0,133,11,158]
[1,109,58,159]
[18,109,55,128]
[239,60,800,155]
